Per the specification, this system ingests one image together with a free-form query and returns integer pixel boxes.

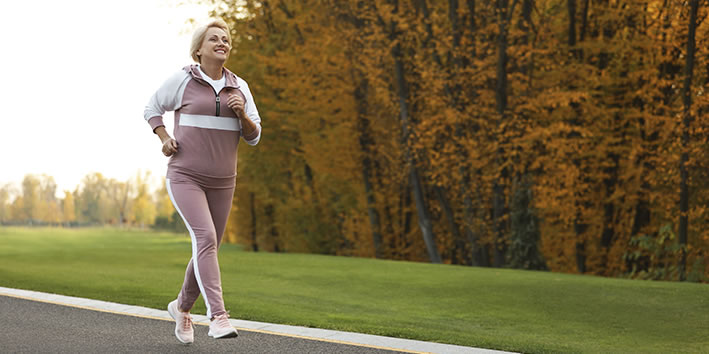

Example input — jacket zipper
[196,74,229,116]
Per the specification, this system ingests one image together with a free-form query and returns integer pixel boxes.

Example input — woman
[143,19,262,344]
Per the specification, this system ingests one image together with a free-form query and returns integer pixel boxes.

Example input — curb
[0,286,514,354]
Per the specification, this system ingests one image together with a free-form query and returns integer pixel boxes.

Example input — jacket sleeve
[238,79,262,146]
[143,71,190,133]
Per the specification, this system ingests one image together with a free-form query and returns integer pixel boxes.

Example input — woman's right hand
[162,138,178,156]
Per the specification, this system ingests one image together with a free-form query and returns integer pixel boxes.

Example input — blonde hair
[190,19,231,63]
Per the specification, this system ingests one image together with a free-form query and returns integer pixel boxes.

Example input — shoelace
[214,314,231,328]
[182,314,193,332]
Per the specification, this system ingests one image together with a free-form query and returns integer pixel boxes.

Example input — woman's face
[197,27,231,64]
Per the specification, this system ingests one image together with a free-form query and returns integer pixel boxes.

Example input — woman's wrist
[154,126,172,143]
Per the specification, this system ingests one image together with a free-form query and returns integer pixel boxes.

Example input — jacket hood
[183,64,240,89]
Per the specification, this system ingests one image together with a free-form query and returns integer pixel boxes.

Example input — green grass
[0,227,707,353]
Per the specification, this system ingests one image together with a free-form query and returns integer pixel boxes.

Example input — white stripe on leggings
[165,178,213,319]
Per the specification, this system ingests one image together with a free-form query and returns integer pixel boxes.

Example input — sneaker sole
[167,302,193,344]
[208,329,239,339]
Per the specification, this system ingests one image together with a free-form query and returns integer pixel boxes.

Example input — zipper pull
[216,96,221,116]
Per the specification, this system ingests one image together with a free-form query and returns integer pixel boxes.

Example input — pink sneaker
[208,314,238,339]
[167,300,194,344]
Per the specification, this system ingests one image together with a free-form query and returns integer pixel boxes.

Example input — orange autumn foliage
[210,0,709,282]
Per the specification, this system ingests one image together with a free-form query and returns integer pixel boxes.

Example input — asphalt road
[0,295,406,353]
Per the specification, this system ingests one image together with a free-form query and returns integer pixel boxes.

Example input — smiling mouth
[215,49,226,54]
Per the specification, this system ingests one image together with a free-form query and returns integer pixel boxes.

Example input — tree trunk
[354,75,384,258]
[402,179,414,255]
[265,203,280,252]
[391,176,414,259]
[341,2,385,258]
[493,0,513,267]
[567,0,587,274]
[463,0,489,267]
[434,185,466,264]
[567,0,576,47]
[449,0,476,266]
[631,194,651,236]
[466,0,477,60]
[250,192,259,251]
[508,175,547,270]
[601,152,619,270]
[579,0,589,42]
[630,2,654,239]
[506,0,545,270]
[415,0,473,265]
[388,0,441,263]
[679,0,698,281]
[575,223,587,274]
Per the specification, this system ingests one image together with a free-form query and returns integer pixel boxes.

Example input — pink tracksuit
[144,64,262,319]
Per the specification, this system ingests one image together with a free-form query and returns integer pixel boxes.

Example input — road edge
[0,286,514,354]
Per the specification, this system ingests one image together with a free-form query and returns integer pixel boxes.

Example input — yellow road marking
[0,291,428,354]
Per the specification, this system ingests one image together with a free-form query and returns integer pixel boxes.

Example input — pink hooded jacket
[144,65,262,185]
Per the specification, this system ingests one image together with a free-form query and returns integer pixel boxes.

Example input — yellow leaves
[198,0,709,277]
[62,191,76,223]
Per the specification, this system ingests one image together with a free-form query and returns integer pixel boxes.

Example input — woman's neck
[199,60,224,80]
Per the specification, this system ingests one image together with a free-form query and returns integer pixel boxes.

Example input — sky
[0,0,215,196]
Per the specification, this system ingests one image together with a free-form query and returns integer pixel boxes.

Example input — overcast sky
[0,0,215,196]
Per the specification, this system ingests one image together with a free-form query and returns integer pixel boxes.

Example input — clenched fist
[162,138,178,157]
[227,93,246,118]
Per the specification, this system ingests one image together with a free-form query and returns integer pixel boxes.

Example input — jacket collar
[183,64,240,89]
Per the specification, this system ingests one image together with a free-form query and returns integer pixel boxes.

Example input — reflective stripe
[179,113,240,131]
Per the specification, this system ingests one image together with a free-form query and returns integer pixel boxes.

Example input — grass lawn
[0,227,707,353]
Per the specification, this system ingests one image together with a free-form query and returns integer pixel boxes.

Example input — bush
[152,211,187,234]
[622,224,706,282]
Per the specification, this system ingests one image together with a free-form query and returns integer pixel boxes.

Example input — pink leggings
[166,176,234,319]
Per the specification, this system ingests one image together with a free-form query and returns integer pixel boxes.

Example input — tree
[76,172,110,224]
[0,184,12,224]
[678,0,699,281]
[62,190,76,226]
[106,178,133,225]
[381,0,442,263]
[38,174,61,224]
[205,0,709,281]
[131,170,156,228]
[507,176,546,269]
[21,175,41,224]
[10,196,25,222]
[154,184,175,223]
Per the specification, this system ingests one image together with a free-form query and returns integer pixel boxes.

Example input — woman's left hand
[227,94,246,118]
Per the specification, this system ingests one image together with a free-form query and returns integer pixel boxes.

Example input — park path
[0,287,514,354]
